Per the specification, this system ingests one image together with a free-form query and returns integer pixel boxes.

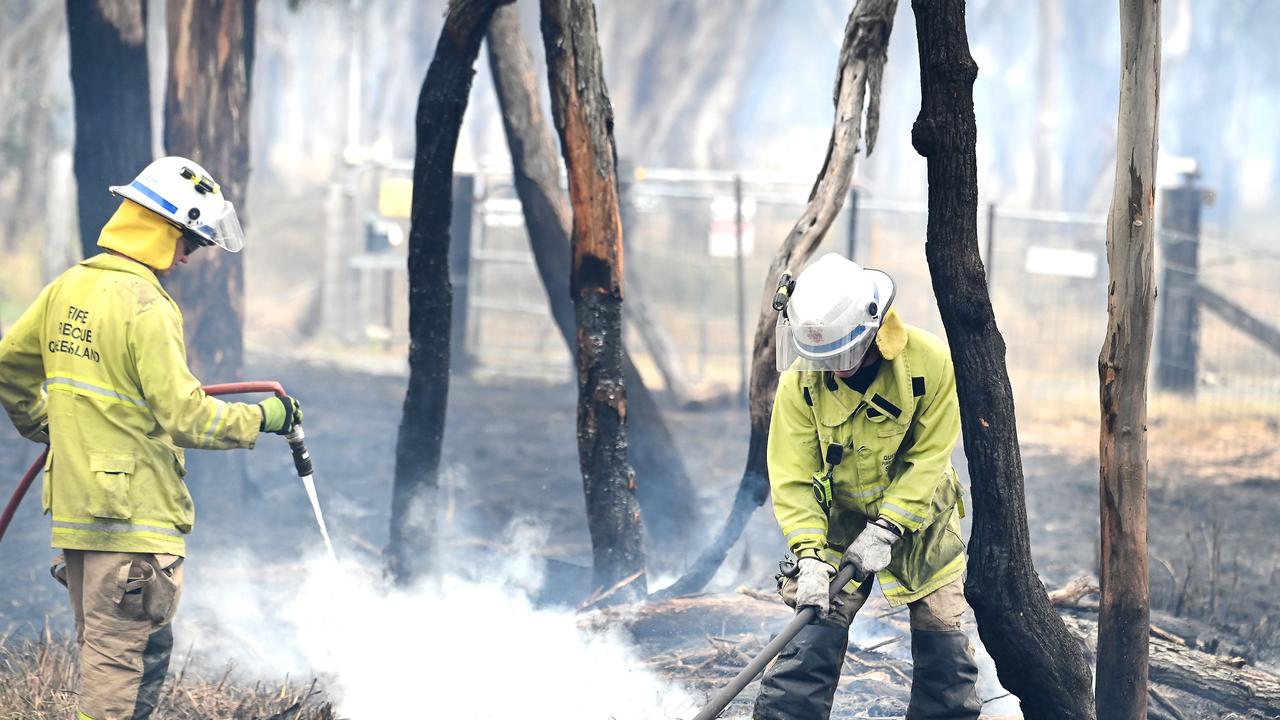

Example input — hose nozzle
[285,425,313,478]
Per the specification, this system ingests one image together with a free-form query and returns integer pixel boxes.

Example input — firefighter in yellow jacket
[0,157,302,720]
[754,253,981,720]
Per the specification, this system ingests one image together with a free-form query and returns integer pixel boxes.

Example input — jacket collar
[812,321,916,428]
[80,253,174,300]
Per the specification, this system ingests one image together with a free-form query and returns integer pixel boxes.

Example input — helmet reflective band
[776,253,896,372]
[109,156,245,253]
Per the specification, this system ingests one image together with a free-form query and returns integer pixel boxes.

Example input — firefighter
[0,156,302,720]
[754,253,982,719]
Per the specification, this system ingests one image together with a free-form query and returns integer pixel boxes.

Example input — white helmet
[775,253,896,372]
[110,156,245,252]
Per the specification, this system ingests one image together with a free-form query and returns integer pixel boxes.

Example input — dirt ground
[1,352,1277,716]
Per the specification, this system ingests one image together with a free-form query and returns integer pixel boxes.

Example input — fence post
[450,173,475,374]
[735,175,748,406]
[845,187,860,261]
[1155,171,1203,394]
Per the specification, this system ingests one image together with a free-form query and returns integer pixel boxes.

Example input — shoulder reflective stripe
[912,376,926,397]
[784,527,827,544]
[130,180,178,213]
[880,501,926,525]
[45,377,147,408]
[200,401,226,447]
[52,519,183,538]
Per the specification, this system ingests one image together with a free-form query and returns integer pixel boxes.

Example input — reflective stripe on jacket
[767,311,967,605]
[0,253,262,555]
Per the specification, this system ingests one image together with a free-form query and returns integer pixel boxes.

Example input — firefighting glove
[842,519,900,576]
[795,557,836,616]
[258,395,303,435]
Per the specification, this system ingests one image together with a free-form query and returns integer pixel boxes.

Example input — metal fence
[333,166,1280,480]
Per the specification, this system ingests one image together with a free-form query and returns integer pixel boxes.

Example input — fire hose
[690,563,871,720]
[0,381,335,562]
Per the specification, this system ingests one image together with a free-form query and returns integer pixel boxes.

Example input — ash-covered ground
[1,354,1277,717]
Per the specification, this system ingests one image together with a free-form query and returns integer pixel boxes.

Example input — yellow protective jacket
[0,253,262,556]
[767,309,967,605]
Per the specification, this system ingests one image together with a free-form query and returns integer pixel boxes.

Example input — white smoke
[175,519,697,719]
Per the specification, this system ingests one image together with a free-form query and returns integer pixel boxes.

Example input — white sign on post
[708,195,756,258]
[1024,246,1099,279]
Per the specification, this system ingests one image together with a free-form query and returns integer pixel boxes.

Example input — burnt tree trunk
[164,0,255,382]
[909,1,1096,717]
[484,4,698,558]
[539,0,646,598]
[657,0,898,600]
[66,0,152,260]
[1097,0,1160,716]
[389,0,509,585]
[163,0,256,516]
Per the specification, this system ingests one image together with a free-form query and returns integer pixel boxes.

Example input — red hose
[0,382,288,545]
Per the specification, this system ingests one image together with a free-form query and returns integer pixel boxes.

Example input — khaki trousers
[57,550,184,720]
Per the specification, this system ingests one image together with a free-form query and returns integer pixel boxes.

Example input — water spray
[285,424,337,561]
[0,381,337,563]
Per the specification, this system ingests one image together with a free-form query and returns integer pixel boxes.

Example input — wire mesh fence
[372,167,1280,483]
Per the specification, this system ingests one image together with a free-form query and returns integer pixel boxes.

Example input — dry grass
[0,636,338,720]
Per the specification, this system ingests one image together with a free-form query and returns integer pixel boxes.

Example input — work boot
[752,615,850,720]
[905,628,981,720]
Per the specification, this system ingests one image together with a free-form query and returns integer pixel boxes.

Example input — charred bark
[389,0,510,585]
[162,0,256,516]
[539,0,646,598]
[657,0,898,600]
[66,0,152,260]
[1097,0,1160,716]
[909,1,1096,717]
[484,5,698,557]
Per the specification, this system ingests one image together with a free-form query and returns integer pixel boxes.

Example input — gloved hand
[258,395,303,435]
[795,557,836,616]
[842,519,900,576]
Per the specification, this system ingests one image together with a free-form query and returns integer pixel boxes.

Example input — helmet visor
[776,316,878,372]
[208,201,245,252]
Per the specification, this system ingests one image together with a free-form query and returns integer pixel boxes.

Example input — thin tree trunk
[539,0,646,598]
[1097,0,1160,716]
[656,0,898,600]
[163,0,256,516]
[484,5,698,557]
[389,0,510,585]
[909,1,1097,717]
[66,0,152,260]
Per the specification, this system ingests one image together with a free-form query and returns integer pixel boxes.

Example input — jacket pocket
[143,554,183,625]
[87,452,135,520]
